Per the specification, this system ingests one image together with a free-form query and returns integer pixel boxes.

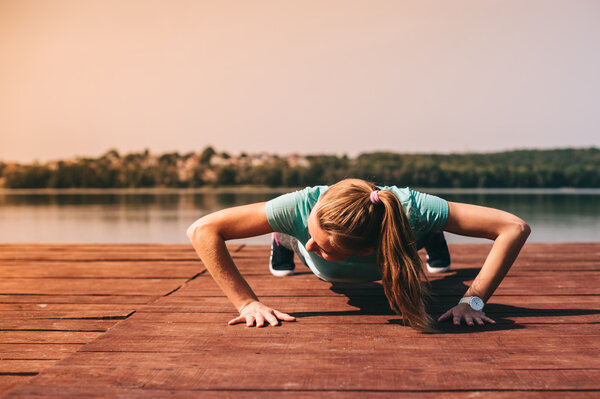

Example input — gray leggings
[274,232,308,265]
[274,231,448,263]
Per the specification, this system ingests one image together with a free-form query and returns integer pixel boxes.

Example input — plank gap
[0,329,106,332]
[163,271,207,297]
[43,311,135,321]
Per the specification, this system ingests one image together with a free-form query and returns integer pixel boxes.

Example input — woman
[187,178,530,332]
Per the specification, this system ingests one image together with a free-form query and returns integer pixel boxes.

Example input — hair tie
[369,190,381,205]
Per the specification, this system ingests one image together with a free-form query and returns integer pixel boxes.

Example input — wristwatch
[459,296,485,311]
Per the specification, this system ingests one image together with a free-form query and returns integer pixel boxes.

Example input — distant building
[251,153,273,166]
[286,154,310,168]
[209,155,232,167]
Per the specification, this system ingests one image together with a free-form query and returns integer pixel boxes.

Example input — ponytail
[316,178,434,332]
[376,190,434,332]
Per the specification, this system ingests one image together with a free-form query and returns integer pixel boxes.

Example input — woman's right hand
[228,301,296,327]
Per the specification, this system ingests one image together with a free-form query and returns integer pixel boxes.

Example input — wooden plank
[83,333,600,355]
[55,347,600,372]
[0,279,185,295]
[0,310,135,319]
[0,344,83,359]
[232,242,600,256]
[8,351,600,391]
[0,242,594,262]
[127,310,600,326]
[82,319,600,340]
[0,304,138,312]
[228,262,600,277]
[0,295,157,305]
[0,243,243,252]
[132,295,600,318]
[0,261,204,278]
[0,318,115,331]
[7,386,598,399]
[0,331,103,344]
[0,244,240,261]
[0,302,137,320]
[168,272,600,296]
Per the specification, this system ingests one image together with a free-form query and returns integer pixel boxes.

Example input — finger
[274,310,296,321]
[246,315,255,327]
[453,315,461,326]
[465,315,474,326]
[438,310,452,322]
[474,317,484,326]
[482,315,496,324]
[255,314,265,328]
[264,312,279,327]
[228,315,245,325]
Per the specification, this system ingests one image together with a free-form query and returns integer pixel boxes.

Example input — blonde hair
[316,178,434,332]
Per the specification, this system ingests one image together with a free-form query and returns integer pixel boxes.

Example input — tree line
[0,147,598,189]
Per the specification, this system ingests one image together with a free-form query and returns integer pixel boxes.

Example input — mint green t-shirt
[265,185,448,283]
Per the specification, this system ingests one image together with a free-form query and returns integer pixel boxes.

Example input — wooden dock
[0,243,599,398]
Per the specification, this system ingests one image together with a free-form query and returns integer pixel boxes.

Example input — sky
[1,0,599,163]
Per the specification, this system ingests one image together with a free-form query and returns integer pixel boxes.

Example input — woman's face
[305,204,374,261]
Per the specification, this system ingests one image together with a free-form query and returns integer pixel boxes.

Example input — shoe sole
[426,263,451,274]
[269,266,295,277]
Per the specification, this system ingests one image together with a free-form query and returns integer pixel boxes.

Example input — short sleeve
[265,190,305,236]
[409,189,449,235]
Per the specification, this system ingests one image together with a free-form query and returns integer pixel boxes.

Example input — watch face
[470,297,484,311]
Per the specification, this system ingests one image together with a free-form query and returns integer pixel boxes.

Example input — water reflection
[439,192,600,243]
[0,189,598,244]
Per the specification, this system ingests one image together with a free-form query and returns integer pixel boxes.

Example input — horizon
[1,144,599,165]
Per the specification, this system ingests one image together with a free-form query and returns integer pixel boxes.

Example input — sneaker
[426,256,451,273]
[269,233,295,276]
[425,231,451,274]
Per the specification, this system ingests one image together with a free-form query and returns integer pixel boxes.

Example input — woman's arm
[187,202,295,327]
[438,201,531,326]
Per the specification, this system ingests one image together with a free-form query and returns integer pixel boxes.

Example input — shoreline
[1,187,600,195]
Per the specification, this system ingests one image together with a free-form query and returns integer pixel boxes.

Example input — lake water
[1,188,599,245]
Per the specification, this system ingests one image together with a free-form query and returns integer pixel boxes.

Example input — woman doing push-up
[187,178,530,331]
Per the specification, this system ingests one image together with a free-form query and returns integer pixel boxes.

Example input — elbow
[186,216,214,242]
[498,218,531,242]
[512,219,531,241]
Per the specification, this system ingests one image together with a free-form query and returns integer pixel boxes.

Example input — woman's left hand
[438,303,496,326]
